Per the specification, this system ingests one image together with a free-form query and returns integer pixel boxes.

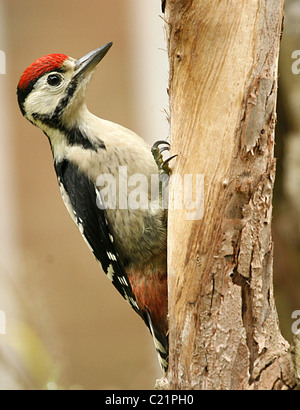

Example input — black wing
[55,160,141,317]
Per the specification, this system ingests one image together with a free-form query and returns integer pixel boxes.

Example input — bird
[17,42,169,374]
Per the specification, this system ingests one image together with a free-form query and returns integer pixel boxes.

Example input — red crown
[18,53,68,91]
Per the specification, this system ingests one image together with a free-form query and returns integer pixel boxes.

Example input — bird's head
[17,42,113,130]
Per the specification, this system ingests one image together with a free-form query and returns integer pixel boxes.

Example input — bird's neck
[41,104,97,163]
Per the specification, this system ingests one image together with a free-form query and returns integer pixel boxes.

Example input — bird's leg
[151,140,177,208]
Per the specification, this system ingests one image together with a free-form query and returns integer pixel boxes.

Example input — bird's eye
[47,74,63,87]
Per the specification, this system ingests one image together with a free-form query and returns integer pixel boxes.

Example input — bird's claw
[151,140,177,175]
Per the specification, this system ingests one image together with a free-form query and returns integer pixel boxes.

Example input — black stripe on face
[31,78,106,152]
[52,78,79,121]
[32,76,79,128]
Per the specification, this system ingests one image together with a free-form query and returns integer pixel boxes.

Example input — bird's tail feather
[146,308,168,374]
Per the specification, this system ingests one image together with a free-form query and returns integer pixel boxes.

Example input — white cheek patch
[25,85,63,120]
[24,70,75,122]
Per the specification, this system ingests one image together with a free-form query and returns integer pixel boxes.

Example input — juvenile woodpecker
[17,43,168,373]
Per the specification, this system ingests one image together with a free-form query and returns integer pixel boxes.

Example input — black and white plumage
[55,159,140,314]
[17,43,168,374]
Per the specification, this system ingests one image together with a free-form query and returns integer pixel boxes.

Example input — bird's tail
[146,308,169,374]
[126,269,168,374]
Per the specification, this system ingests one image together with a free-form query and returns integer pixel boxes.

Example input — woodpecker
[17,43,169,373]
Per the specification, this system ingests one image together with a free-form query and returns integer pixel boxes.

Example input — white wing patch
[124,293,139,310]
[106,264,114,282]
[106,251,117,261]
[117,276,128,286]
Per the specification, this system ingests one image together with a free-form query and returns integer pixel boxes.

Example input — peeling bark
[164,0,297,390]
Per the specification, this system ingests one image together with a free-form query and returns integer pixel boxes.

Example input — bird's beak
[74,42,113,78]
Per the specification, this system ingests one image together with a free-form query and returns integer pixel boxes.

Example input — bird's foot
[151,140,177,176]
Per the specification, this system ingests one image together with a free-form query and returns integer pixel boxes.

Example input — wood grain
[164,0,297,390]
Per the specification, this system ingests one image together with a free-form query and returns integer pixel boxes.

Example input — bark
[164,0,297,390]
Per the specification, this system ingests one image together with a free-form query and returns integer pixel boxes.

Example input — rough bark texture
[165,0,297,390]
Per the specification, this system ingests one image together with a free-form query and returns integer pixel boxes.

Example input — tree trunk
[165,0,297,390]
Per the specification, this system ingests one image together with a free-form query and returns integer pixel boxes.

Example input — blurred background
[0,0,168,389]
[0,0,299,390]
[274,0,300,344]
